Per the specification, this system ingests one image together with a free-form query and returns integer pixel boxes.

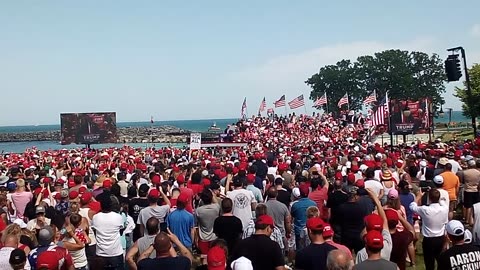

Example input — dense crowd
[0,114,480,270]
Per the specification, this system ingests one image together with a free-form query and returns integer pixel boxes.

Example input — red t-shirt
[308,187,328,219]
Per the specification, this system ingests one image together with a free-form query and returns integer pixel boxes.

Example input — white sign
[190,133,202,150]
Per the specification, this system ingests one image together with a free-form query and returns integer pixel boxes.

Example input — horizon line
[0,117,241,128]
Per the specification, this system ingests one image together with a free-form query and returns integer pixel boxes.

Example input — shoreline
[0,126,190,144]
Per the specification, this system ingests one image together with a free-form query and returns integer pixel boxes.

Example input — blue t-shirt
[167,209,194,248]
[291,198,316,235]
[399,192,415,225]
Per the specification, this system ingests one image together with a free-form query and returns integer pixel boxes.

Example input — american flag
[364,90,377,104]
[313,93,328,107]
[267,108,274,114]
[241,98,247,118]
[288,95,305,109]
[337,93,349,108]
[371,93,389,126]
[274,95,286,108]
[259,97,266,113]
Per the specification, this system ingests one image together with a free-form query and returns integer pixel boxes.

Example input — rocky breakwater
[0,126,189,144]
[118,126,189,144]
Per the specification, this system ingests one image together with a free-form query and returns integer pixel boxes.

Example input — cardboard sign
[190,133,202,150]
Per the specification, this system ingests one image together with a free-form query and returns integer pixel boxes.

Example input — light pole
[402,106,411,143]
[445,108,453,130]
[447,46,476,137]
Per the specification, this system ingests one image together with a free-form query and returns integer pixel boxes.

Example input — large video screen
[389,99,430,135]
[60,112,117,145]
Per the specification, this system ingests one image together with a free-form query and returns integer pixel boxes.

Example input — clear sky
[1,1,479,126]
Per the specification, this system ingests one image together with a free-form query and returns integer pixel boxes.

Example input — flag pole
[346,93,350,112]
[325,93,329,114]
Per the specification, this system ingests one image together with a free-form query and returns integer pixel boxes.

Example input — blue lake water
[0,112,470,153]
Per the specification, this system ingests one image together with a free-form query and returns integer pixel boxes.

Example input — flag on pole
[241,98,247,118]
[364,90,377,104]
[424,98,429,126]
[371,93,389,126]
[337,93,349,108]
[274,95,286,108]
[288,95,305,109]
[259,97,266,113]
[150,116,154,124]
[267,108,274,114]
[313,93,328,107]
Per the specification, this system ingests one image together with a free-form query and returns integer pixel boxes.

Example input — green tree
[307,49,446,115]
[454,63,480,118]
[307,60,364,114]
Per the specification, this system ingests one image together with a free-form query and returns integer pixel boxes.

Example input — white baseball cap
[464,229,473,244]
[231,257,253,270]
[433,175,444,185]
[446,220,465,236]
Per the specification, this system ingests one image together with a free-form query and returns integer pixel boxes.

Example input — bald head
[327,249,351,270]
[146,217,159,236]
[3,234,19,248]
[153,232,172,255]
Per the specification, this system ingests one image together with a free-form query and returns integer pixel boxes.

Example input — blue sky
[1,1,479,126]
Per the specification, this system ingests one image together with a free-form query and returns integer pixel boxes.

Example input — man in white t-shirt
[364,168,384,200]
[0,235,31,269]
[429,175,450,206]
[227,176,257,230]
[92,193,125,269]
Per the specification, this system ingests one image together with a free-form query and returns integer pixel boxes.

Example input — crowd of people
[0,113,480,270]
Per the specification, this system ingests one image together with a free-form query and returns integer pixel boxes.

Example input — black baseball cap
[9,248,26,265]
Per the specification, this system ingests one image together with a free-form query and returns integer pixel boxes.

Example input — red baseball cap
[177,192,189,204]
[246,174,255,184]
[385,209,399,223]
[43,177,51,184]
[256,215,274,227]
[306,217,325,232]
[176,174,185,184]
[54,193,61,200]
[151,175,161,185]
[322,224,334,238]
[103,179,112,189]
[347,173,356,184]
[80,192,93,204]
[207,246,226,270]
[355,179,365,188]
[78,186,87,194]
[364,230,384,249]
[299,183,310,197]
[37,251,60,269]
[68,180,75,188]
[148,189,160,199]
[364,214,383,232]
[69,190,79,200]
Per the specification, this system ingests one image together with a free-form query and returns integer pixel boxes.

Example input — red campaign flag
[313,93,327,107]
[274,95,286,108]
[288,95,305,109]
